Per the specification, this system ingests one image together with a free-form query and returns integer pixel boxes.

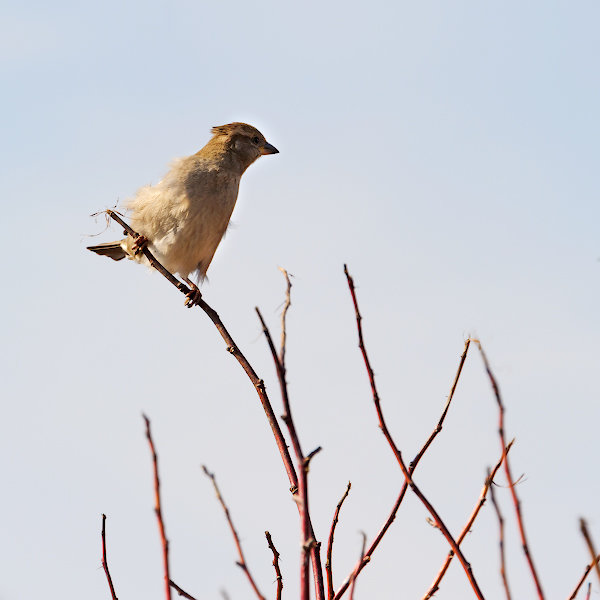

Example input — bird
[87,122,278,306]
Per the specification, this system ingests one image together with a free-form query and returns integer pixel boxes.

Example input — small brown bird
[88,122,278,305]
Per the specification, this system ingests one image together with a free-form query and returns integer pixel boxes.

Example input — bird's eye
[252,136,260,144]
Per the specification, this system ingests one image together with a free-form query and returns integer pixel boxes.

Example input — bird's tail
[87,240,127,261]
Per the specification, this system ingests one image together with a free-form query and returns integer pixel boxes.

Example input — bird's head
[210,122,279,172]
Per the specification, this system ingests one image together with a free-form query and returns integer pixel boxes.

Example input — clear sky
[2,2,599,599]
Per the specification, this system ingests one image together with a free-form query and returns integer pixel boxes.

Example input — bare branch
[489,473,512,600]
[169,580,199,600]
[106,210,299,494]
[143,414,171,600]
[474,340,545,599]
[266,531,283,600]
[585,583,592,600]
[101,514,119,600]
[278,267,292,369]
[202,465,265,600]
[580,518,600,586]
[349,532,367,600]
[334,336,471,600]
[326,482,352,600]
[343,265,485,600]
[568,554,600,600]
[256,298,325,600]
[423,440,514,599]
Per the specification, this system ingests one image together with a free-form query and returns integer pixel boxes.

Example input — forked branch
[474,340,545,600]
[344,265,485,600]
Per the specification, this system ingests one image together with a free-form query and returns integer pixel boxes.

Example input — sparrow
[88,122,278,305]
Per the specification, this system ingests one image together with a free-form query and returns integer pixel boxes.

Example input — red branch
[423,440,514,599]
[334,338,472,600]
[101,514,119,600]
[580,518,600,586]
[326,482,352,599]
[585,582,592,600]
[344,265,485,600]
[568,554,600,600]
[106,211,299,492]
[489,472,512,600]
[169,580,199,600]
[255,268,325,600]
[474,340,545,599]
[143,415,171,600]
[266,531,284,600]
[202,465,266,600]
[348,532,367,600]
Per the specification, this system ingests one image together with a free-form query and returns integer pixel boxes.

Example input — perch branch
[101,514,119,600]
[580,518,600,586]
[343,265,485,600]
[169,580,199,600]
[143,414,171,600]
[474,340,545,600]
[423,440,514,599]
[106,211,298,493]
[568,554,600,600]
[489,470,512,600]
[334,338,471,600]
[326,482,352,600]
[266,531,283,600]
[202,466,265,600]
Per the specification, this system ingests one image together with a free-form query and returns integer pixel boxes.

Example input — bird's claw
[132,235,148,255]
[185,285,202,308]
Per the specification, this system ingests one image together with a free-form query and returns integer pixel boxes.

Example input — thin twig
[349,532,367,600]
[143,414,171,600]
[585,582,592,600]
[106,211,298,493]
[101,514,119,600]
[423,440,514,599]
[343,265,485,600]
[256,287,325,600]
[568,554,600,600]
[474,340,545,600]
[266,531,284,600]
[334,337,472,600]
[326,482,352,600]
[580,519,600,586]
[169,580,199,600]
[278,267,292,369]
[489,472,512,600]
[202,465,265,600]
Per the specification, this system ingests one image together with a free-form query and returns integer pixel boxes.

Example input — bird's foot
[132,235,149,255]
[184,280,202,308]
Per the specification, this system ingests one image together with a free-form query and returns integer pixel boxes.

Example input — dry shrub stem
[489,472,512,600]
[107,210,298,490]
[266,531,284,600]
[423,440,514,599]
[101,514,119,600]
[169,580,199,600]
[568,554,600,600]
[326,482,352,600]
[202,466,266,600]
[343,265,485,600]
[474,340,545,600]
[255,274,325,600]
[348,532,367,600]
[579,519,600,586]
[333,334,472,600]
[143,414,171,600]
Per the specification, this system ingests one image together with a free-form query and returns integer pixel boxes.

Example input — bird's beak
[261,141,279,155]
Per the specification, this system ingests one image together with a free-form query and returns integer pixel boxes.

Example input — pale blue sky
[2,2,599,599]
